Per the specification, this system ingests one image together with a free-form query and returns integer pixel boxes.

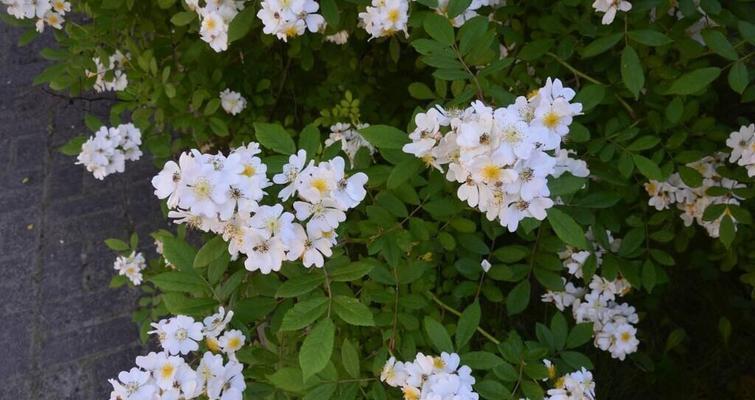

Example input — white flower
[381,352,478,399]
[200,11,230,52]
[220,89,247,115]
[380,357,408,387]
[162,315,204,355]
[219,329,245,355]
[257,0,324,41]
[592,0,632,25]
[359,0,409,39]
[203,307,234,338]
[113,251,146,285]
[207,360,246,400]
[108,368,155,400]
[293,199,347,233]
[274,149,308,200]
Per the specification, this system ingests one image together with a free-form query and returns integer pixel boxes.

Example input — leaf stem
[428,292,500,345]
[546,52,605,86]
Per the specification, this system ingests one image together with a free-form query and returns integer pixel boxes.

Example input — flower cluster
[256,0,325,42]
[726,123,755,177]
[85,51,129,93]
[592,0,631,25]
[113,251,147,285]
[108,308,246,400]
[380,352,479,400]
[219,89,247,115]
[185,0,245,52]
[544,368,596,400]
[2,0,69,32]
[151,144,368,273]
[76,123,142,180]
[645,153,744,238]
[542,229,640,361]
[325,122,375,164]
[359,0,409,39]
[402,78,588,232]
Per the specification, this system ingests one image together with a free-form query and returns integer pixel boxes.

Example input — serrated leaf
[667,67,721,95]
[333,296,375,326]
[254,122,296,154]
[456,301,481,349]
[280,297,329,331]
[299,319,335,381]
[276,273,325,298]
[621,46,644,98]
[359,125,409,149]
[193,236,227,268]
[424,316,454,352]
[546,208,588,249]
[424,14,455,46]
[506,280,530,316]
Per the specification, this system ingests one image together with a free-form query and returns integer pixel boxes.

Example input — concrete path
[1,24,163,399]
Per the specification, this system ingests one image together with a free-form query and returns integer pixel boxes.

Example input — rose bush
[3,0,755,398]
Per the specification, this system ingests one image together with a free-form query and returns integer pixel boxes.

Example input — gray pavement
[1,24,164,399]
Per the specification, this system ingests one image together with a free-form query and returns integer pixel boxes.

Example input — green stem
[546,52,606,86]
[428,292,500,345]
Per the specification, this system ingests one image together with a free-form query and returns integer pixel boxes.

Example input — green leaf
[193,236,228,268]
[170,11,196,26]
[162,236,197,271]
[621,46,644,98]
[626,135,660,151]
[359,125,410,149]
[341,338,360,378]
[728,61,749,94]
[550,312,568,350]
[628,30,673,46]
[254,122,296,154]
[461,351,504,369]
[574,84,605,112]
[328,261,376,282]
[456,301,481,349]
[566,323,594,349]
[506,280,530,316]
[150,271,208,294]
[665,97,683,124]
[228,6,255,43]
[447,0,472,18]
[739,21,755,46]
[280,297,329,331]
[678,165,703,188]
[632,154,663,180]
[299,124,321,156]
[642,259,656,292]
[546,208,589,249]
[701,29,738,61]
[299,319,335,381]
[667,67,721,95]
[162,293,217,316]
[560,351,593,369]
[58,135,87,156]
[517,39,554,61]
[581,33,623,58]
[303,384,336,400]
[104,238,129,251]
[408,82,435,100]
[333,296,375,326]
[424,316,454,352]
[207,251,230,285]
[319,0,339,28]
[85,114,104,132]
[276,273,325,298]
[719,215,735,249]
[423,14,455,46]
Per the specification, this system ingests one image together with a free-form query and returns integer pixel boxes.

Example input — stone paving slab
[1,24,165,399]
